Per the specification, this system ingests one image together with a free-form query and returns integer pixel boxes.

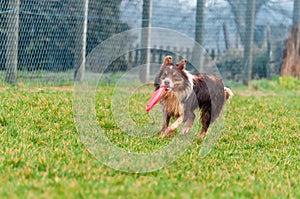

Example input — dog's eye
[174,77,182,81]
[162,72,168,77]
[172,72,181,80]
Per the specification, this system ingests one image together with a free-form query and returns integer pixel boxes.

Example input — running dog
[154,56,233,138]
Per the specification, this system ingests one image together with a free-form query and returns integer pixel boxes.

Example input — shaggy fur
[154,56,233,138]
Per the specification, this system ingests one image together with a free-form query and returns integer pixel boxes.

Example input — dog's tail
[224,87,234,101]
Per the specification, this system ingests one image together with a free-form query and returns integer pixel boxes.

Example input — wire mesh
[0,0,297,84]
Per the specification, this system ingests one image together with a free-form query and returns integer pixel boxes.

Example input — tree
[225,0,271,84]
[73,0,130,76]
[4,0,129,80]
[280,0,300,78]
[293,0,300,25]
[85,0,130,54]
[18,0,75,72]
[226,0,268,45]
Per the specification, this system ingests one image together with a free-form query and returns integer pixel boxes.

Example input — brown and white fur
[154,56,233,138]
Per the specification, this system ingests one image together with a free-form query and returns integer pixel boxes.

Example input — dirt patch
[0,86,74,93]
[234,89,300,97]
[45,86,74,92]
[26,86,74,92]
[234,89,277,97]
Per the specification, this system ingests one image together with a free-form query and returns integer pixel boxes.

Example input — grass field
[0,78,300,198]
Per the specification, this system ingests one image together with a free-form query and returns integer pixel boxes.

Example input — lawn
[0,80,299,198]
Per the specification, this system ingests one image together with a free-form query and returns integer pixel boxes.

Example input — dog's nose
[163,79,170,86]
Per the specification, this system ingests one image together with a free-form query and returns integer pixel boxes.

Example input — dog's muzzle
[162,78,174,91]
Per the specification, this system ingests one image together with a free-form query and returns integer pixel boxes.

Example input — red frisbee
[146,86,167,112]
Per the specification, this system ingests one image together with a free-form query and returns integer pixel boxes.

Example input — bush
[251,75,300,91]
[278,76,300,90]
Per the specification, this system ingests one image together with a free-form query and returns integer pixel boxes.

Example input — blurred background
[1,0,300,85]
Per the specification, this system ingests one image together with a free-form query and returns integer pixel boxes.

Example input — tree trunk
[294,0,300,59]
[280,22,300,78]
[230,3,246,45]
[5,0,20,85]
[227,0,266,48]
[243,0,256,85]
[293,0,300,25]
[223,22,230,50]
[280,0,300,78]
[265,23,271,79]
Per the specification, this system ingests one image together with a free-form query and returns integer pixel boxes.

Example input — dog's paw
[160,127,167,133]
[159,132,165,138]
[180,127,190,135]
[160,130,175,138]
[196,131,206,139]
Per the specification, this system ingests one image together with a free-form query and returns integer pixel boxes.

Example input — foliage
[0,0,129,71]
[252,49,269,78]
[216,50,244,80]
[251,75,300,91]
[86,0,130,54]
[0,85,299,198]
[225,0,270,44]
[278,76,300,89]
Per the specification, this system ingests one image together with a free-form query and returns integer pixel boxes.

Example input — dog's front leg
[161,116,184,138]
[160,113,170,133]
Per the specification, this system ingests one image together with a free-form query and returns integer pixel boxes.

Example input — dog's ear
[162,56,172,67]
[176,59,187,70]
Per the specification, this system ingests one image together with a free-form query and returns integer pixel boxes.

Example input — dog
[154,56,233,138]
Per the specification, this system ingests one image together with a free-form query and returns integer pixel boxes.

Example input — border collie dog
[154,56,233,138]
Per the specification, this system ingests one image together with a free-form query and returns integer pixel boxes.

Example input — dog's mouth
[166,87,172,92]
[161,84,175,92]
[161,78,175,92]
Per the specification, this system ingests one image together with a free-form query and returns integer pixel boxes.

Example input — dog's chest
[161,93,183,117]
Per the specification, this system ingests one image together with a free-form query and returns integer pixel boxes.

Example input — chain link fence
[0,0,298,85]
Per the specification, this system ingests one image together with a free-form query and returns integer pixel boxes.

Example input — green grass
[0,82,300,198]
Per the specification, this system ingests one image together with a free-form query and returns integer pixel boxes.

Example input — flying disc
[146,86,167,112]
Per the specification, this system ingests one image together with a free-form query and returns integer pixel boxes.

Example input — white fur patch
[181,70,194,99]
[184,70,194,88]
[224,87,234,100]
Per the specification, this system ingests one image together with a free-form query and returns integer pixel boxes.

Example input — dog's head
[155,59,191,92]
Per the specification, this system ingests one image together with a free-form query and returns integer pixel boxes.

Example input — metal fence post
[243,0,256,85]
[139,0,152,83]
[5,0,20,85]
[74,0,89,82]
[194,0,205,73]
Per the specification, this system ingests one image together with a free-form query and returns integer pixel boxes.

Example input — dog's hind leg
[198,107,211,138]
[180,112,195,135]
